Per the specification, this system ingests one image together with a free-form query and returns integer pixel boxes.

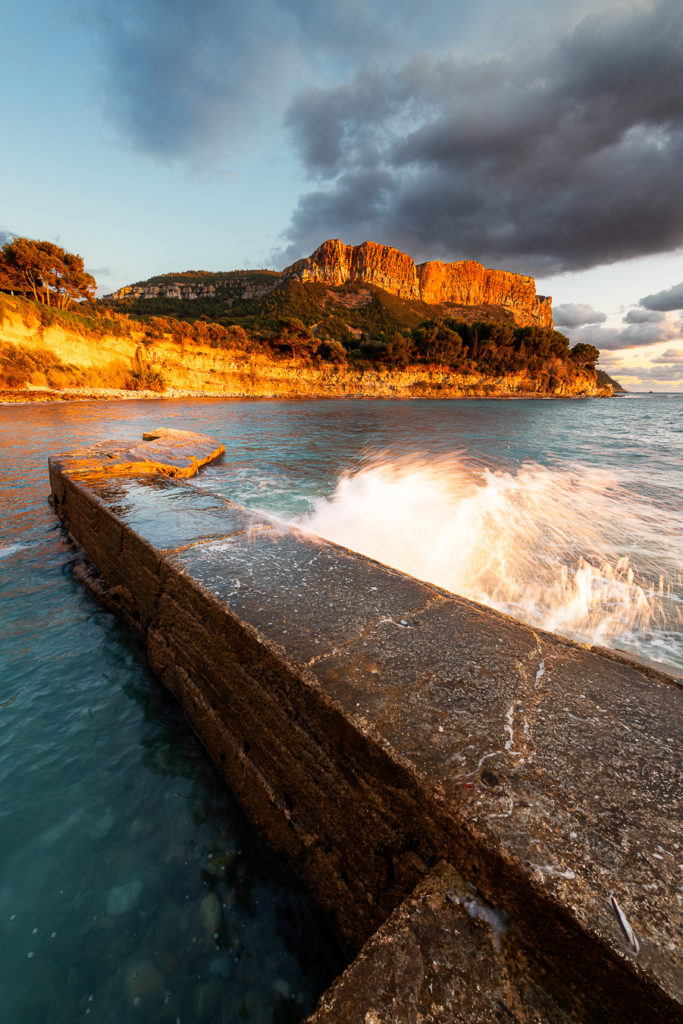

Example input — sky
[3,0,682,390]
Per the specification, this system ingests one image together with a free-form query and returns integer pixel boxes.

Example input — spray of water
[296,455,681,666]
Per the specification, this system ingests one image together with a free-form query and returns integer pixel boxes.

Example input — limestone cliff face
[283,240,553,328]
[107,273,279,303]
[105,240,552,328]
[111,282,219,301]
[284,239,422,300]
[416,260,553,328]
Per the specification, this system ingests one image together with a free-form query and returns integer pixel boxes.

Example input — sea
[1,394,681,1023]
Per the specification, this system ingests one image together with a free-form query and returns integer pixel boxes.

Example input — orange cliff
[0,295,608,402]
[282,240,553,328]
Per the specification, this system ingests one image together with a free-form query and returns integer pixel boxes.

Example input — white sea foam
[0,542,30,559]
[296,455,681,665]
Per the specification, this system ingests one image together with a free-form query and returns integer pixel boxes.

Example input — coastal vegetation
[100,277,604,387]
[596,368,625,393]
[0,288,612,397]
[0,288,620,397]
[0,238,95,309]
[0,237,621,397]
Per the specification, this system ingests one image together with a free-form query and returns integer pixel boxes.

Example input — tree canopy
[0,237,96,308]
[570,342,600,367]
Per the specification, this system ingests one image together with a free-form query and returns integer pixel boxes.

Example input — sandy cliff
[0,299,608,401]
[282,240,553,328]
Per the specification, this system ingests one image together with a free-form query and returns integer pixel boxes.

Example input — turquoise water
[0,402,348,1024]
[1,395,681,1022]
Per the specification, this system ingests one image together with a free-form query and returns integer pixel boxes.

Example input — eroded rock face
[283,240,553,327]
[110,282,221,301]
[105,240,553,328]
[284,240,419,298]
[107,273,279,303]
[0,299,607,398]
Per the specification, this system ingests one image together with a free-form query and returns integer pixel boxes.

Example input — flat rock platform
[49,430,682,1023]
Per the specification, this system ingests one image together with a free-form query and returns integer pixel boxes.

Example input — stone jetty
[49,429,682,1023]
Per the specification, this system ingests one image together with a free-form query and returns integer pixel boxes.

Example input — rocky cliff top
[106,270,280,304]
[102,240,553,329]
[283,240,553,328]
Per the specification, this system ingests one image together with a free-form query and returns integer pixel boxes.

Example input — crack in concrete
[162,523,274,554]
[304,594,446,668]
[459,750,505,779]
[501,639,555,765]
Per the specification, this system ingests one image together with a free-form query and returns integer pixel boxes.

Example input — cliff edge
[0,294,610,401]
[282,240,553,328]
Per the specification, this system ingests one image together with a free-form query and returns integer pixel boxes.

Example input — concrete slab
[49,427,225,482]
[308,862,605,1024]
[162,520,683,1020]
[173,528,437,664]
[84,474,267,552]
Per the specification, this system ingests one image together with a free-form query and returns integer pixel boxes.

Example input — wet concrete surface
[308,862,606,1024]
[49,431,683,1024]
[85,474,263,551]
[49,427,225,481]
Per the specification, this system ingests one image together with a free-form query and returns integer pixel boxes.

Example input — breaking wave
[296,455,681,668]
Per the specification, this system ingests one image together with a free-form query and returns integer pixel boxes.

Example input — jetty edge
[49,429,682,1023]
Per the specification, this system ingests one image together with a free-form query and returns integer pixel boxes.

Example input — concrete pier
[49,430,682,1023]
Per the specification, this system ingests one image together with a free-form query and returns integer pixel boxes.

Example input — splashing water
[296,455,682,668]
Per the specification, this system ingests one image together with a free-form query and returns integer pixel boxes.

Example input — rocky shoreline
[0,386,609,403]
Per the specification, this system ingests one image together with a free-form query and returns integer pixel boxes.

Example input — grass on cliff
[0,292,134,340]
[100,278,516,335]
[119,269,280,292]
[0,341,131,390]
[596,369,626,393]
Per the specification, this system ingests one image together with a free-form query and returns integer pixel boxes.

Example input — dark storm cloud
[639,365,683,380]
[639,281,683,311]
[609,363,683,382]
[88,0,448,157]
[284,0,683,273]
[566,326,627,351]
[553,303,606,328]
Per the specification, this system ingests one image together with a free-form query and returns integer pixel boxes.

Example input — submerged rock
[200,891,222,936]
[202,849,240,879]
[87,807,115,840]
[105,880,142,916]
[208,955,232,979]
[193,979,222,1021]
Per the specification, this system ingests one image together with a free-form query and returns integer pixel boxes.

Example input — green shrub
[125,367,166,392]
[316,339,347,364]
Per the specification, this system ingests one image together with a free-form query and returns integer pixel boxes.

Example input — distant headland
[109,238,554,330]
[1,236,623,400]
